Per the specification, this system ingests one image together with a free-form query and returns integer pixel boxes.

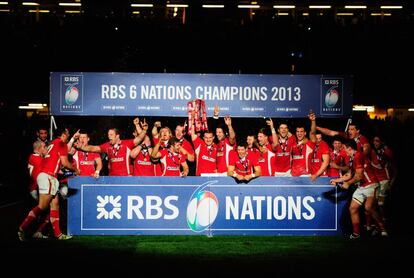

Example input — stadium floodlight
[0,2,9,5]
[29,103,45,107]
[59,3,81,6]
[19,103,46,110]
[166,4,188,8]
[29,9,49,13]
[344,6,367,9]
[371,13,391,16]
[202,5,225,8]
[22,2,39,6]
[309,5,331,9]
[238,5,260,9]
[273,5,295,9]
[131,4,153,8]
[380,6,403,9]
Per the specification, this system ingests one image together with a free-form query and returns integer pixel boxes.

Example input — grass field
[1,198,411,275]
[2,234,411,275]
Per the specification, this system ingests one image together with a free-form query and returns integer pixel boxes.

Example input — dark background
[0,1,413,106]
[0,1,413,236]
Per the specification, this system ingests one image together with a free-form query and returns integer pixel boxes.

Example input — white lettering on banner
[128,196,144,219]
[64,76,79,82]
[195,86,267,101]
[146,196,163,219]
[141,85,192,100]
[102,105,126,111]
[129,85,137,99]
[137,106,160,110]
[241,107,265,112]
[324,80,339,85]
[127,195,179,220]
[164,196,179,220]
[99,84,304,103]
[101,85,126,99]
[271,87,301,101]
[322,108,341,112]
[226,195,315,220]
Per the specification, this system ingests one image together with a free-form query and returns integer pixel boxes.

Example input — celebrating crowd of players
[19,106,396,240]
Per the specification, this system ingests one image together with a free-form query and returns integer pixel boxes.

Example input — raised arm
[67,129,80,154]
[134,117,143,135]
[133,118,148,146]
[152,121,161,139]
[78,144,101,153]
[316,126,339,137]
[190,110,198,142]
[130,144,143,159]
[309,112,317,143]
[208,105,219,135]
[151,140,162,160]
[266,118,279,150]
[224,116,236,145]
[266,118,279,151]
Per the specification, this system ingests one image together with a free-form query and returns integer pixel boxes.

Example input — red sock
[50,209,62,237]
[20,206,43,231]
[36,212,50,233]
[353,223,360,235]
[365,213,373,228]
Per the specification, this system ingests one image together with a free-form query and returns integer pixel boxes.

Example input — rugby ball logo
[65,86,79,105]
[324,86,339,108]
[186,187,219,232]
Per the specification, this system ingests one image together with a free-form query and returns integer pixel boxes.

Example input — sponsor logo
[186,182,219,232]
[321,78,343,115]
[60,74,83,112]
[65,86,79,105]
[96,195,122,219]
[325,87,339,108]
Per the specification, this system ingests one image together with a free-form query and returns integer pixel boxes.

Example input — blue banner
[50,72,353,117]
[68,177,347,235]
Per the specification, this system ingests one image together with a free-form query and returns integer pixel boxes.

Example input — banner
[50,72,353,117]
[68,176,348,235]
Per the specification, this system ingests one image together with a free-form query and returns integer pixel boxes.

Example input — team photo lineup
[20,102,396,241]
